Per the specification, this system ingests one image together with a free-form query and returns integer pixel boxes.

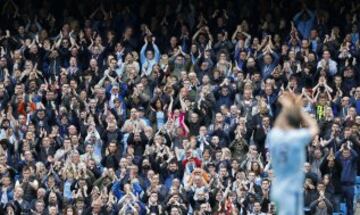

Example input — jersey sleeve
[266,128,312,148]
[296,128,312,146]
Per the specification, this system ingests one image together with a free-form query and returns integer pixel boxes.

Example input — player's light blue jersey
[267,128,312,215]
[267,128,312,179]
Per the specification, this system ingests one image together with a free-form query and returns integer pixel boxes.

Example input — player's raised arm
[300,111,319,138]
[275,91,319,138]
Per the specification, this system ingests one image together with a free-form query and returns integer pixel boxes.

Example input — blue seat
[340,203,347,215]
[356,176,360,185]
[332,213,344,215]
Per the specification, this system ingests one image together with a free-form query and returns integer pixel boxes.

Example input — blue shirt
[63,179,74,200]
[293,10,315,39]
[156,111,165,129]
[267,128,312,179]
[336,148,358,184]
[267,128,312,215]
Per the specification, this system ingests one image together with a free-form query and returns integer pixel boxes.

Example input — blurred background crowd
[0,0,360,214]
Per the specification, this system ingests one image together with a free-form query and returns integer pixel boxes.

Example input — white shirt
[317,59,337,76]
[1,187,8,204]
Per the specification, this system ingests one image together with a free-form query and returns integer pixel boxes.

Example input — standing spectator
[336,143,358,215]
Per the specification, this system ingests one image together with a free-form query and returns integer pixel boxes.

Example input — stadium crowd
[0,0,360,214]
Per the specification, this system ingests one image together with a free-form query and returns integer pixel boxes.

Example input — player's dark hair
[286,111,302,128]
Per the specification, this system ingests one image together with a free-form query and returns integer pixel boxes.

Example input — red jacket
[182,157,202,169]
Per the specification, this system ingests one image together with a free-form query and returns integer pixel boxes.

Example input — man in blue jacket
[293,6,315,39]
[336,142,359,215]
[256,48,280,80]
[0,175,14,209]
